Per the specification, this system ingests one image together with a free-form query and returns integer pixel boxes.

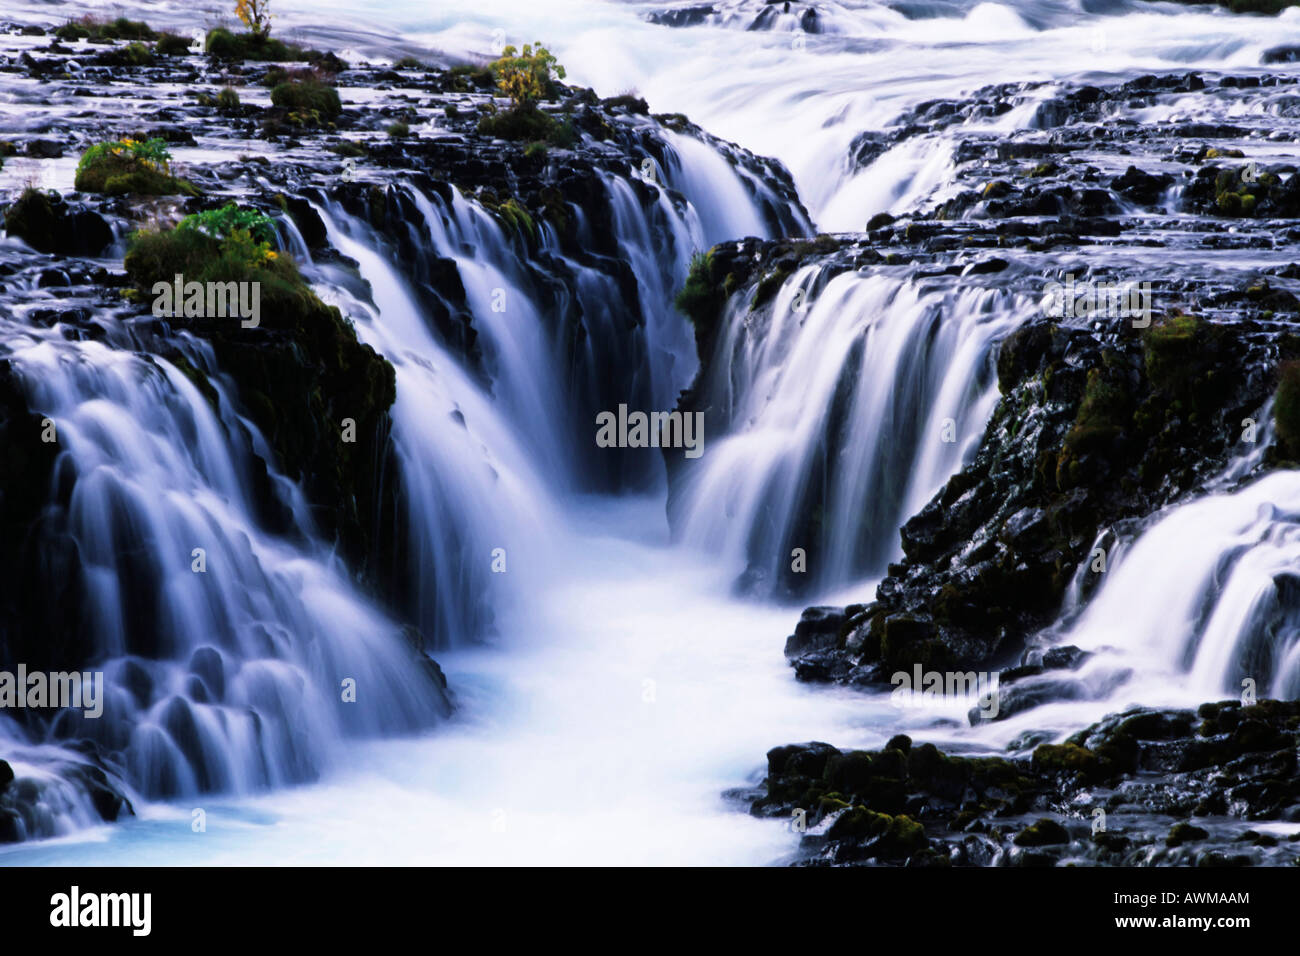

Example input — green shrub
[394,56,424,70]
[487,43,565,108]
[270,78,342,118]
[205,27,317,62]
[477,105,575,147]
[155,33,192,56]
[216,87,241,110]
[386,120,410,138]
[95,41,156,66]
[101,17,155,40]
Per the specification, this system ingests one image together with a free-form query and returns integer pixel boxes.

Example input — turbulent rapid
[1,0,1299,866]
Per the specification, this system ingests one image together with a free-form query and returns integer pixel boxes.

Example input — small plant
[74,138,198,196]
[236,0,274,38]
[216,87,241,110]
[178,203,278,245]
[386,120,410,139]
[675,250,724,329]
[488,43,565,109]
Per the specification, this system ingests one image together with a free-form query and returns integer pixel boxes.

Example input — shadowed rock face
[739,700,1300,866]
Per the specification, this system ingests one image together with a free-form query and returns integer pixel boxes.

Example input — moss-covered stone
[1167,822,1209,847]
[1274,360,1300,459]
[123,213,396,579]
[1014,818,1070,847]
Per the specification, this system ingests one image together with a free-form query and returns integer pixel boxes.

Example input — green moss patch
[74,138,198,197]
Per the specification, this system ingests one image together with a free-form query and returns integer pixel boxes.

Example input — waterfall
[671,265,1033,596]
[0,323,447,841]
[1056,468,1300,706]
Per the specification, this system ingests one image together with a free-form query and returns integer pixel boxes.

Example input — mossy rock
[1274,360,1300,459]
[2,188,112,255]
[1167,822,1209,847]
[1013,818,1070,847]
[74,150,198,197]
[826,807,928,858]
[123,218,396,578]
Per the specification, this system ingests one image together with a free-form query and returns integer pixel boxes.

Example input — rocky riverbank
[671,62,1300,863]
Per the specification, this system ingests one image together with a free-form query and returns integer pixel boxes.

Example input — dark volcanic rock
[751,700,1300,866]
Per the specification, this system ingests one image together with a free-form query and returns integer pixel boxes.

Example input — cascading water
[2,0,1300,866]
[671,264,1034,595]
[0,315,448,841]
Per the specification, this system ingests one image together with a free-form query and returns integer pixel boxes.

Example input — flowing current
[2,0,1299,863]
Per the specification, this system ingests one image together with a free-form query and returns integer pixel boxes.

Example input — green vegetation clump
[476,106,575,146]
[1273,361,1300,459]
[94,41,156,66]
[488,43,565,108]
[393,56,425,70]
[204,27,319,62]
[270,78,342,119]
[481,198,534,239]
[386,120,410,138]
[1212,164,1281,218]
[825,807,927,858]
[1013,818,1070,847]
[155,33,193,56]
[216,87,242,111]
[475,43,574,146]
[56,16,156,42]
[327,141,366,158]
[750,261,795,310]
[675,250,726,331]
[74,138,199,197]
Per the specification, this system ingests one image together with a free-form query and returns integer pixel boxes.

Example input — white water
[4,0,1300,864]
[672,266,1033,593]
